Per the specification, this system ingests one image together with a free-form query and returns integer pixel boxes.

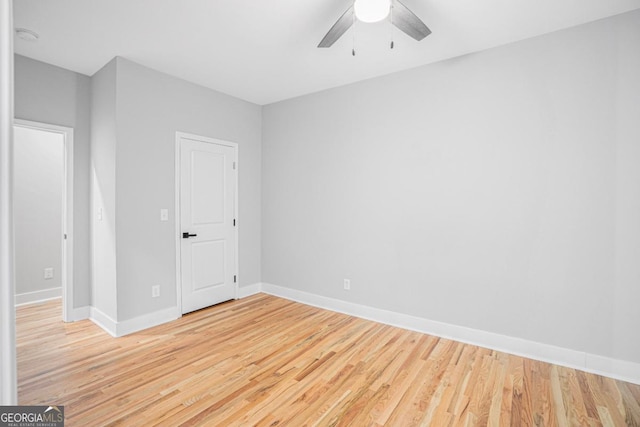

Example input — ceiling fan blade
[318,5,355,48]
[392,0,431,41]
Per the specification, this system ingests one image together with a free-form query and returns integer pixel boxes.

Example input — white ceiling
[13,0,640,105]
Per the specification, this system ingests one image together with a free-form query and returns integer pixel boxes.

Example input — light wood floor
[17,294,640,426]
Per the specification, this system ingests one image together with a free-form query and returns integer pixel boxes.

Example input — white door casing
[1,0,17,403]
[176,132,237,314]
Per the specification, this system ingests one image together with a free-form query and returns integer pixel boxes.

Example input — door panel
[191,240,226,291]
[180,135,236,314]
[191,151,225,225]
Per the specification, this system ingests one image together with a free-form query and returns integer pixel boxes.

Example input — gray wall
[610,10,640,363]
[90,58,118,319]
[111,58,262,321]
[17,54,262,322]
[13,126,63,295]
[262,10,640,363]
[14,55,91,308]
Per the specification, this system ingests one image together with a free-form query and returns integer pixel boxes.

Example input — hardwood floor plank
[383,340,461,426]
[550,365,570,427]
[16,295,640,426]
[619,383,640,426]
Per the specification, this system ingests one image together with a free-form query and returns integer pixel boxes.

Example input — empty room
[1,0,640,425]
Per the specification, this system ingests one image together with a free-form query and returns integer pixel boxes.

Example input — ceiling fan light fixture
[354,0,391,23]
[318,0,430,48]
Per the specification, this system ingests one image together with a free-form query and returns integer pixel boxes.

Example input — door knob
[182,232,197,238]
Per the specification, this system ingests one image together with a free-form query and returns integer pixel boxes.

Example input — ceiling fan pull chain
[352,12,357,56]
[390,1,395,49]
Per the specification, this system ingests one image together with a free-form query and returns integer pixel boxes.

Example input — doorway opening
[13,119,73,322]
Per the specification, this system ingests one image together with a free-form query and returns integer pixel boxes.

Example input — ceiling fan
[318,0,431,50]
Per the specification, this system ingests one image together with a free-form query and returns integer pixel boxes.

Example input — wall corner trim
[260,282,640,386]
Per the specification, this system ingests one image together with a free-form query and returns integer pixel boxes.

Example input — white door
[179,134,237,314]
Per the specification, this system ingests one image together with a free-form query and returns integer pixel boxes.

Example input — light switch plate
[160,209,169,221]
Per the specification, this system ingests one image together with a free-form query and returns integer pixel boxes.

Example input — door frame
[174,131,239,315]
[13,119,74,322]
[1,1,17,403]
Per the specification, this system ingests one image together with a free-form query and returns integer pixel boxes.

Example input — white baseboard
[237,282,262,299]
[115,306,180,337]
[585,353,640,385]
[15,287,62,306]
[16,290,89,322]
[89,307,118,337]
[90,306,180,338]
[115,284,262,336]
[261,283,640,385]
[68,306,90,321]
[87,283,263,338]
